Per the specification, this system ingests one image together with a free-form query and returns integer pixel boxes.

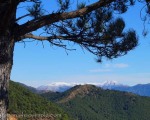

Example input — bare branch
[19,0,41,3]
[17,33,77,51]
[16,14,31,21]
[18,33,74,41]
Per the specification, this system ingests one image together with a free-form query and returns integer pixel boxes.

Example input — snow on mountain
[37,81,124,92]
[102,80,120,86]
[37,82,76,92]
[35,81,150,97]
[99,80,125,89]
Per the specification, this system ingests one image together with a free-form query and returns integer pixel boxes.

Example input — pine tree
[1,0,148,119]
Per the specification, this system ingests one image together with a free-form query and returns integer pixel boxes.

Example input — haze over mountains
[37,81,150,97]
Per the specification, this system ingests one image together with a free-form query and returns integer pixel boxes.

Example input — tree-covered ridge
[42,85,150,120]
[8,80,71,120]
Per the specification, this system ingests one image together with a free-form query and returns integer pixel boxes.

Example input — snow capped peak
[101,80,120,86]
[37,82,79,92]
[37,80,124,92]
[99,80,124,89]
[48,82,75,86]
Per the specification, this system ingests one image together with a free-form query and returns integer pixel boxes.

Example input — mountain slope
[15,81,39,93]
[41,85,150,120]
[37,81,122,93]
[8,81,71,120]
[131,84,150,96]
[38,81,150,97]
[112,84,150,97]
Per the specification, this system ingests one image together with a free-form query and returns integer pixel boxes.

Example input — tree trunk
[0,1,18,120]
[0,36,14,120]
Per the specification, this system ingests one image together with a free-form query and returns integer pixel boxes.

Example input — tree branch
[18,33,77,51]
[16,0,115,37]
[18,33,74,41]
[16,13,31,21]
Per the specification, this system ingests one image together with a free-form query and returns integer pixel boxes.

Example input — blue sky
[11,1,150,87]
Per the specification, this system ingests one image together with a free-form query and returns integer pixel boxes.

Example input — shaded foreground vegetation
[8,81,71,120]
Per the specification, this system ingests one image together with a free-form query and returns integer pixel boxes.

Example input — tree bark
[0,36,14,120]
[0,1,17,119]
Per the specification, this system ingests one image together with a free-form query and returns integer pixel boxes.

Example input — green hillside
[41,85,150,120]
[8,81,71,120]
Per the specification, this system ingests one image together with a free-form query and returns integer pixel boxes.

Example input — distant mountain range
[10,80,150,120]
[36,81,150,97]
[37,82,76,92]
[41,84,150,120]
[37,81,123,92]
[112,83,150,96]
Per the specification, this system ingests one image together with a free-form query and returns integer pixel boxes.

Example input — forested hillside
[8,81,71,120]
[42,85,150,120]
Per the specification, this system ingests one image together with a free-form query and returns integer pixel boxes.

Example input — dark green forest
[8,81,71,120]
[9,81,150,120]
[42,85,150,120]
